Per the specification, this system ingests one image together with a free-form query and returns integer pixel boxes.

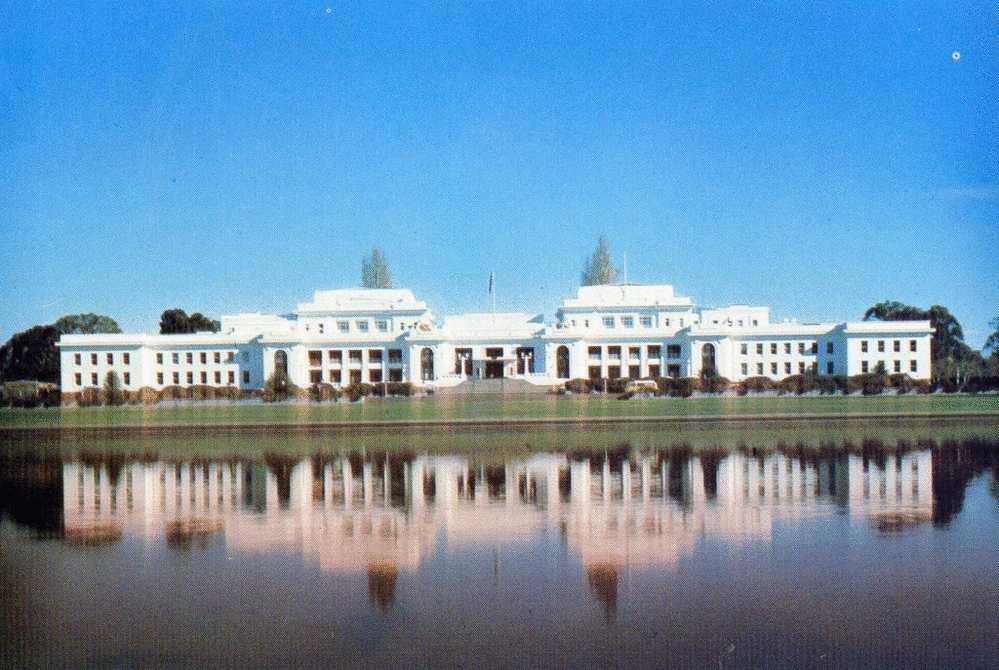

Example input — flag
[488,272,495,295]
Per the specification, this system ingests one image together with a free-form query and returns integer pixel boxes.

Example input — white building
[56,284,933,398]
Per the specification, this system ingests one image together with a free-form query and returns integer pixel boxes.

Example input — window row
[156,351,244,366]
[304,319,393,335]
[74,352,132,366]
[565,316,694,330]
[587,344,681,360]
[860,360,919,374]
[739,341,819,356]
[587,364,678,380]
[308,368,404,384]
[860,339,918,354]
[308,349,403,367]
[741,362,817,376]
[74,370,253,388]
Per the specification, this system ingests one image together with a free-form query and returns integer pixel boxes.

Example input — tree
[985,318,999,356]
[361,248,393,289]
[0,325,61,383]
[581,236,618,286]
[103,370,123,406]
[54,313,121,335]
[160,309,219,334]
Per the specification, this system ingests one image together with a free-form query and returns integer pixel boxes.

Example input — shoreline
[2,410,998,437]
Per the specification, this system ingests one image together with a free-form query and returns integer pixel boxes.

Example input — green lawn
[1,393,997,429]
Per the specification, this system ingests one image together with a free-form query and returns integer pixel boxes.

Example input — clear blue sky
[2,2,996,346]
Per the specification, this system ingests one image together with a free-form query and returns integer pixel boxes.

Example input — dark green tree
[54,313,121,335]
[0,325,61,383]
[581,236,619,286]
[361,248,394,289]
[103,370,124,406]
[160,309,219,334]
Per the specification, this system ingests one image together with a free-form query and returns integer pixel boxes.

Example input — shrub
[848,373,887,395]
[78,387,101,407]
[309,383,339,402]
[215,385,242,401]
[263,369,296,402]
[385,381,414,397]
[564,378,592,394]
[102,371,124,406]
[343,382,374,402]
[605,377,630,394]
[888,374,915,394]
[737,376,777,396]
[697,373,730,394]
[670,377,697,398]
[3,382,40,407]
[962,376,999,393]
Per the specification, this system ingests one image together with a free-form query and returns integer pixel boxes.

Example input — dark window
[588,346,602,358]
[186,352,193,364]
[770,343,777,355]
[770,362,777,374]
[350,370,362,384]
[910,360,917,372]
[91,353,98,365]
[106,353,113,364]
[910,340,917,352]
[214,371,221,384]
[369,369,383,383]
[589,366,601,381]
[200,352,207,364]
[349,350,362,363]
[557,346,570,379]
[74,373,82,385]
[648,345,661,358]
[187,372,193,384]
[862,361,869,373]
[740,343,747,355]
[124,353,131,365]
[330,370,342,384]
[329,350,343,363]
[368,349,382,363]
[156,373,163,385]
[894,360,901,373]
[274,350,288,376]
[388,349,402,364]
[156,353,163,364]
[200,371,207,384]
[756,343,763,355]
[173,372,180,384]
[214,352,221,363]
[798,342,805,354]
[607,346,621,360]
[310,370,322,384]
[486,347,504,359]
[389,368,403,382]
[702,343,716,374]
[228,371,235,384]
[667,364,680,378]
[893,340,901,352]
[608,366,621,378]
[810,341,818,354]
[123,372,130,386]
[308,350,322,367]
[667,345,682,359]
[826,361,834,374]
[861,341,868,353]
[172,353,180,364]
[517,347,535,374]
[421,348,434,381]
[757,363,763,375]
[242,371,250,384]
[649,364,660,378]
[784,343,791,354]
[74,353,81,365]
[826,342,834,354]
[91,373,98,385]
[628,365,640,379]
[784,362,791,374]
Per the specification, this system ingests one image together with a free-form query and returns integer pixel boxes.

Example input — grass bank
[1,394,997,431]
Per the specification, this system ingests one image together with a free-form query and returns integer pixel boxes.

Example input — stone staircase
[435,378,552,396]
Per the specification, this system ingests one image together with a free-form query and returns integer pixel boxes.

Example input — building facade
[57,284,933,396]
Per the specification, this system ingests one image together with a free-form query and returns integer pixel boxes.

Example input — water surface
[2,424,998,668]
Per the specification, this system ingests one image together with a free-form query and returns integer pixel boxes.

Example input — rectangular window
[910,360,917,373]
[172,353,180,364]
[214,371,221,384]
[862,361,869,373]
[770,343,777,355]
[156,353,163,364]
[640,316,653,328]
[648,345,661,359]
[123,372,130,386]
[752,319,759,327]
[628,346,640,359]
[665,319,671,328]
[741,363,748,375]
[369,369,383,383]
[910,340,917,352]
[91,373,98,386]
[308,350,322,367]
[740,343,748,355]
[75,373,82,386]
[861,340,868,353]
[770,362,778,375]
[649,364,660,377]
[200,352,207,364]
[877,340,885,352]
[607,346,621,360]
[187,352,193,364]
[91,353,98,365]
[784,343,791,355]
[893,360,901,373]
[826,361,834,374]
[589,366,602,380]
[125,353,132,365]
[330,369,342,384]
[227,351,235,363]
[318,323,324,334]
[388,349,402,364]
[228,371,235,385]
[628,365,640,379]
[106,353,113,364]
[603,317,615,329]
[74,353,81,365]
[756,343,763,355]
[350,370,362,384]
[156,372,164,385]
[784,362,791,374]
[826,342,834,354]
[486,347,504,360]
[757,363,764,375]
[893,340,901,352]
[310,370,322,384]
[349,350,362,363]
[798,362,805,374]
[667,345,681,359]
[588,346,602,358]
[608,366,621,379]
[186,372,194,384]
[200,371,207,384]
[356,320,369,332]
[242,371,250,384]
[798,342,805,354]
[329,350,343,364]
[667,364,681,378]
[811,342,818,354]
[621,317,634,328]
[214,351,221,364]
[389,368,402,382]
[368,349,382,363]
[173,372,180,385]
[338,321,349,333]
[375,320,388,332]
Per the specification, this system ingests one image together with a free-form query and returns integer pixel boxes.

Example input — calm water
[2,425,999,668]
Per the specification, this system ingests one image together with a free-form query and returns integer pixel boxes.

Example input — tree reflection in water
[587,562,619,621]
[367,561,399,613]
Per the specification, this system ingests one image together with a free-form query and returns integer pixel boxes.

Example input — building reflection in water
[47,444,945,617]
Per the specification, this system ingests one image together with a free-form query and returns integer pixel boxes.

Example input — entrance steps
[435,378,552,396]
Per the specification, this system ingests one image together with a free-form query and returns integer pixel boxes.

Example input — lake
[2,420,998,668]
